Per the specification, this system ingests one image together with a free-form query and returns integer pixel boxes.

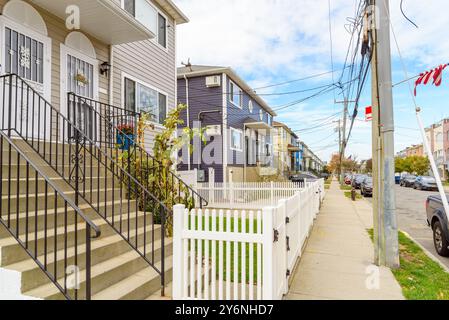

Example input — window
[124,77,167,125]
[259,109,264,121]
[158,14,167,48]
[229,81,242,108]
[230,128,243,151]
[248,100,254,113]
[123,0,167,48]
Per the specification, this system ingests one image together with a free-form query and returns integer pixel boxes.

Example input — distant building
[397,144,424,158]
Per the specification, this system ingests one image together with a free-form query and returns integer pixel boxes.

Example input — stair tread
[1,188,122,201]
[0,216,107,247]
[0,207,152,247]
[92,256,173,300]
[5,223,163,272]
[1,199,137,228]
[23,238,173,299]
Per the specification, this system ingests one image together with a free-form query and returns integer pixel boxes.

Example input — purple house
[177,65,277,183]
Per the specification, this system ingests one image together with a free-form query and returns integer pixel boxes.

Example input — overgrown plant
[119,104,204,237]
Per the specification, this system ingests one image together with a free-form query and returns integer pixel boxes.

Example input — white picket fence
[196,181,312,209]
[172,179,325,300]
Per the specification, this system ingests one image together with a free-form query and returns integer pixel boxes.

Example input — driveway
[364,185,449,269]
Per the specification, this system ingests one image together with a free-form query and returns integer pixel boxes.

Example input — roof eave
[178,67,277,117]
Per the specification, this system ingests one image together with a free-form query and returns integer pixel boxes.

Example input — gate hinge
[273,229,279,242]
[286,269,291,277]
[286,217,290,224]
[286,236,291,251]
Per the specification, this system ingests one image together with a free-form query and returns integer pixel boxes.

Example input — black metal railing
[0,74,169,296]
[67,92,208,210]
[0,130,100,300]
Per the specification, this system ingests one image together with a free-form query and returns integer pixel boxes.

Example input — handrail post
[7,74,13,137]
[85,224,92,300]
[75,129,80,207]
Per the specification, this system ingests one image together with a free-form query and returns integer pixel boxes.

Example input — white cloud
[174,0,449,162]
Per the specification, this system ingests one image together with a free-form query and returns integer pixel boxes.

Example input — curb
[400,230,449,274]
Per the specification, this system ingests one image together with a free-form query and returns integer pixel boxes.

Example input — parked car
[352,174,367,190]
[290,172,318,183]
[361,177,373,197]
[344,174,353,185]
[414,176,438,191]
[400,175,417,188]
[395,173,401,185]
[426,195,449,256]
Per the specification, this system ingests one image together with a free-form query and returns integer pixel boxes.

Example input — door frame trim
[0,15,52,102]
[60,43,99,142]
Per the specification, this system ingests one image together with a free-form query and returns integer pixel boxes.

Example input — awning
[31,0,155,45]
[244,120,272,131]
[288,145,301,152]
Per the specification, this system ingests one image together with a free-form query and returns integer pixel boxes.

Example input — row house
[397,144,424,158]
[273,121,301,177]
[177,65,277,183]
[0,0,187,149]
[0,0,192,300]
[425,119,448,180]
[301,142,324,174]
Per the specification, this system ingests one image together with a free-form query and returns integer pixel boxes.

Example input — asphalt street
[364,185,449,269]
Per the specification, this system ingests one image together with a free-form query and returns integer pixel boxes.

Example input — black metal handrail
[0,130,100,300]
[67,92,208,209]
[0,74,169,296]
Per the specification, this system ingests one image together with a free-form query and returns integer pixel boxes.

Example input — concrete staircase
[0,139,173,300]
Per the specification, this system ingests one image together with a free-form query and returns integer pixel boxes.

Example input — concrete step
[0,200,144,238]
[1,163,109,178]
[1,176,116,194]
[0,207,154,265]
[92,256,173,300]
[1,188,123,214]
[6,224,165,293]
[22,239,173,300]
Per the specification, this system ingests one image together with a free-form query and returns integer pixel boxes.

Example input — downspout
[108,45,114,106]
[184,74,191,171]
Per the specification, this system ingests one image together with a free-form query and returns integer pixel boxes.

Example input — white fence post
[173,204,186,300]
[262,206,274,300]
[270,181,274,206]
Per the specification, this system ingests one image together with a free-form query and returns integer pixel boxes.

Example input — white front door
[0,17,51,139]
[60,44,99,142]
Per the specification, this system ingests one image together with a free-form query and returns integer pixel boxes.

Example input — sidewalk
[285,181,404,300]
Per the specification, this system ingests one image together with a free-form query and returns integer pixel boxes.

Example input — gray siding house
[177,65,277,183]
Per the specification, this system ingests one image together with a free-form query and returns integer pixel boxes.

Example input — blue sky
[176,0,449,162]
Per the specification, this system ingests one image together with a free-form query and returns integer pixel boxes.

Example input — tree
[395,156,430,175]
[409,156,430,176]
[365,159,373,173]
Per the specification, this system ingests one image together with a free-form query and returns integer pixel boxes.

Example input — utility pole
[334,119,342,178]
[371,0,399,268]
[336,98,356,183]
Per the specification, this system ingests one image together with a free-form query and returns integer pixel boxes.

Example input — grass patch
[367,229,449,300]
[340,185,352,191]
[344,191,362,200]
[189,216,259,285]
[325,185,330,190]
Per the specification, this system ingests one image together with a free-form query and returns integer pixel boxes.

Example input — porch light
[100,62,112,77]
